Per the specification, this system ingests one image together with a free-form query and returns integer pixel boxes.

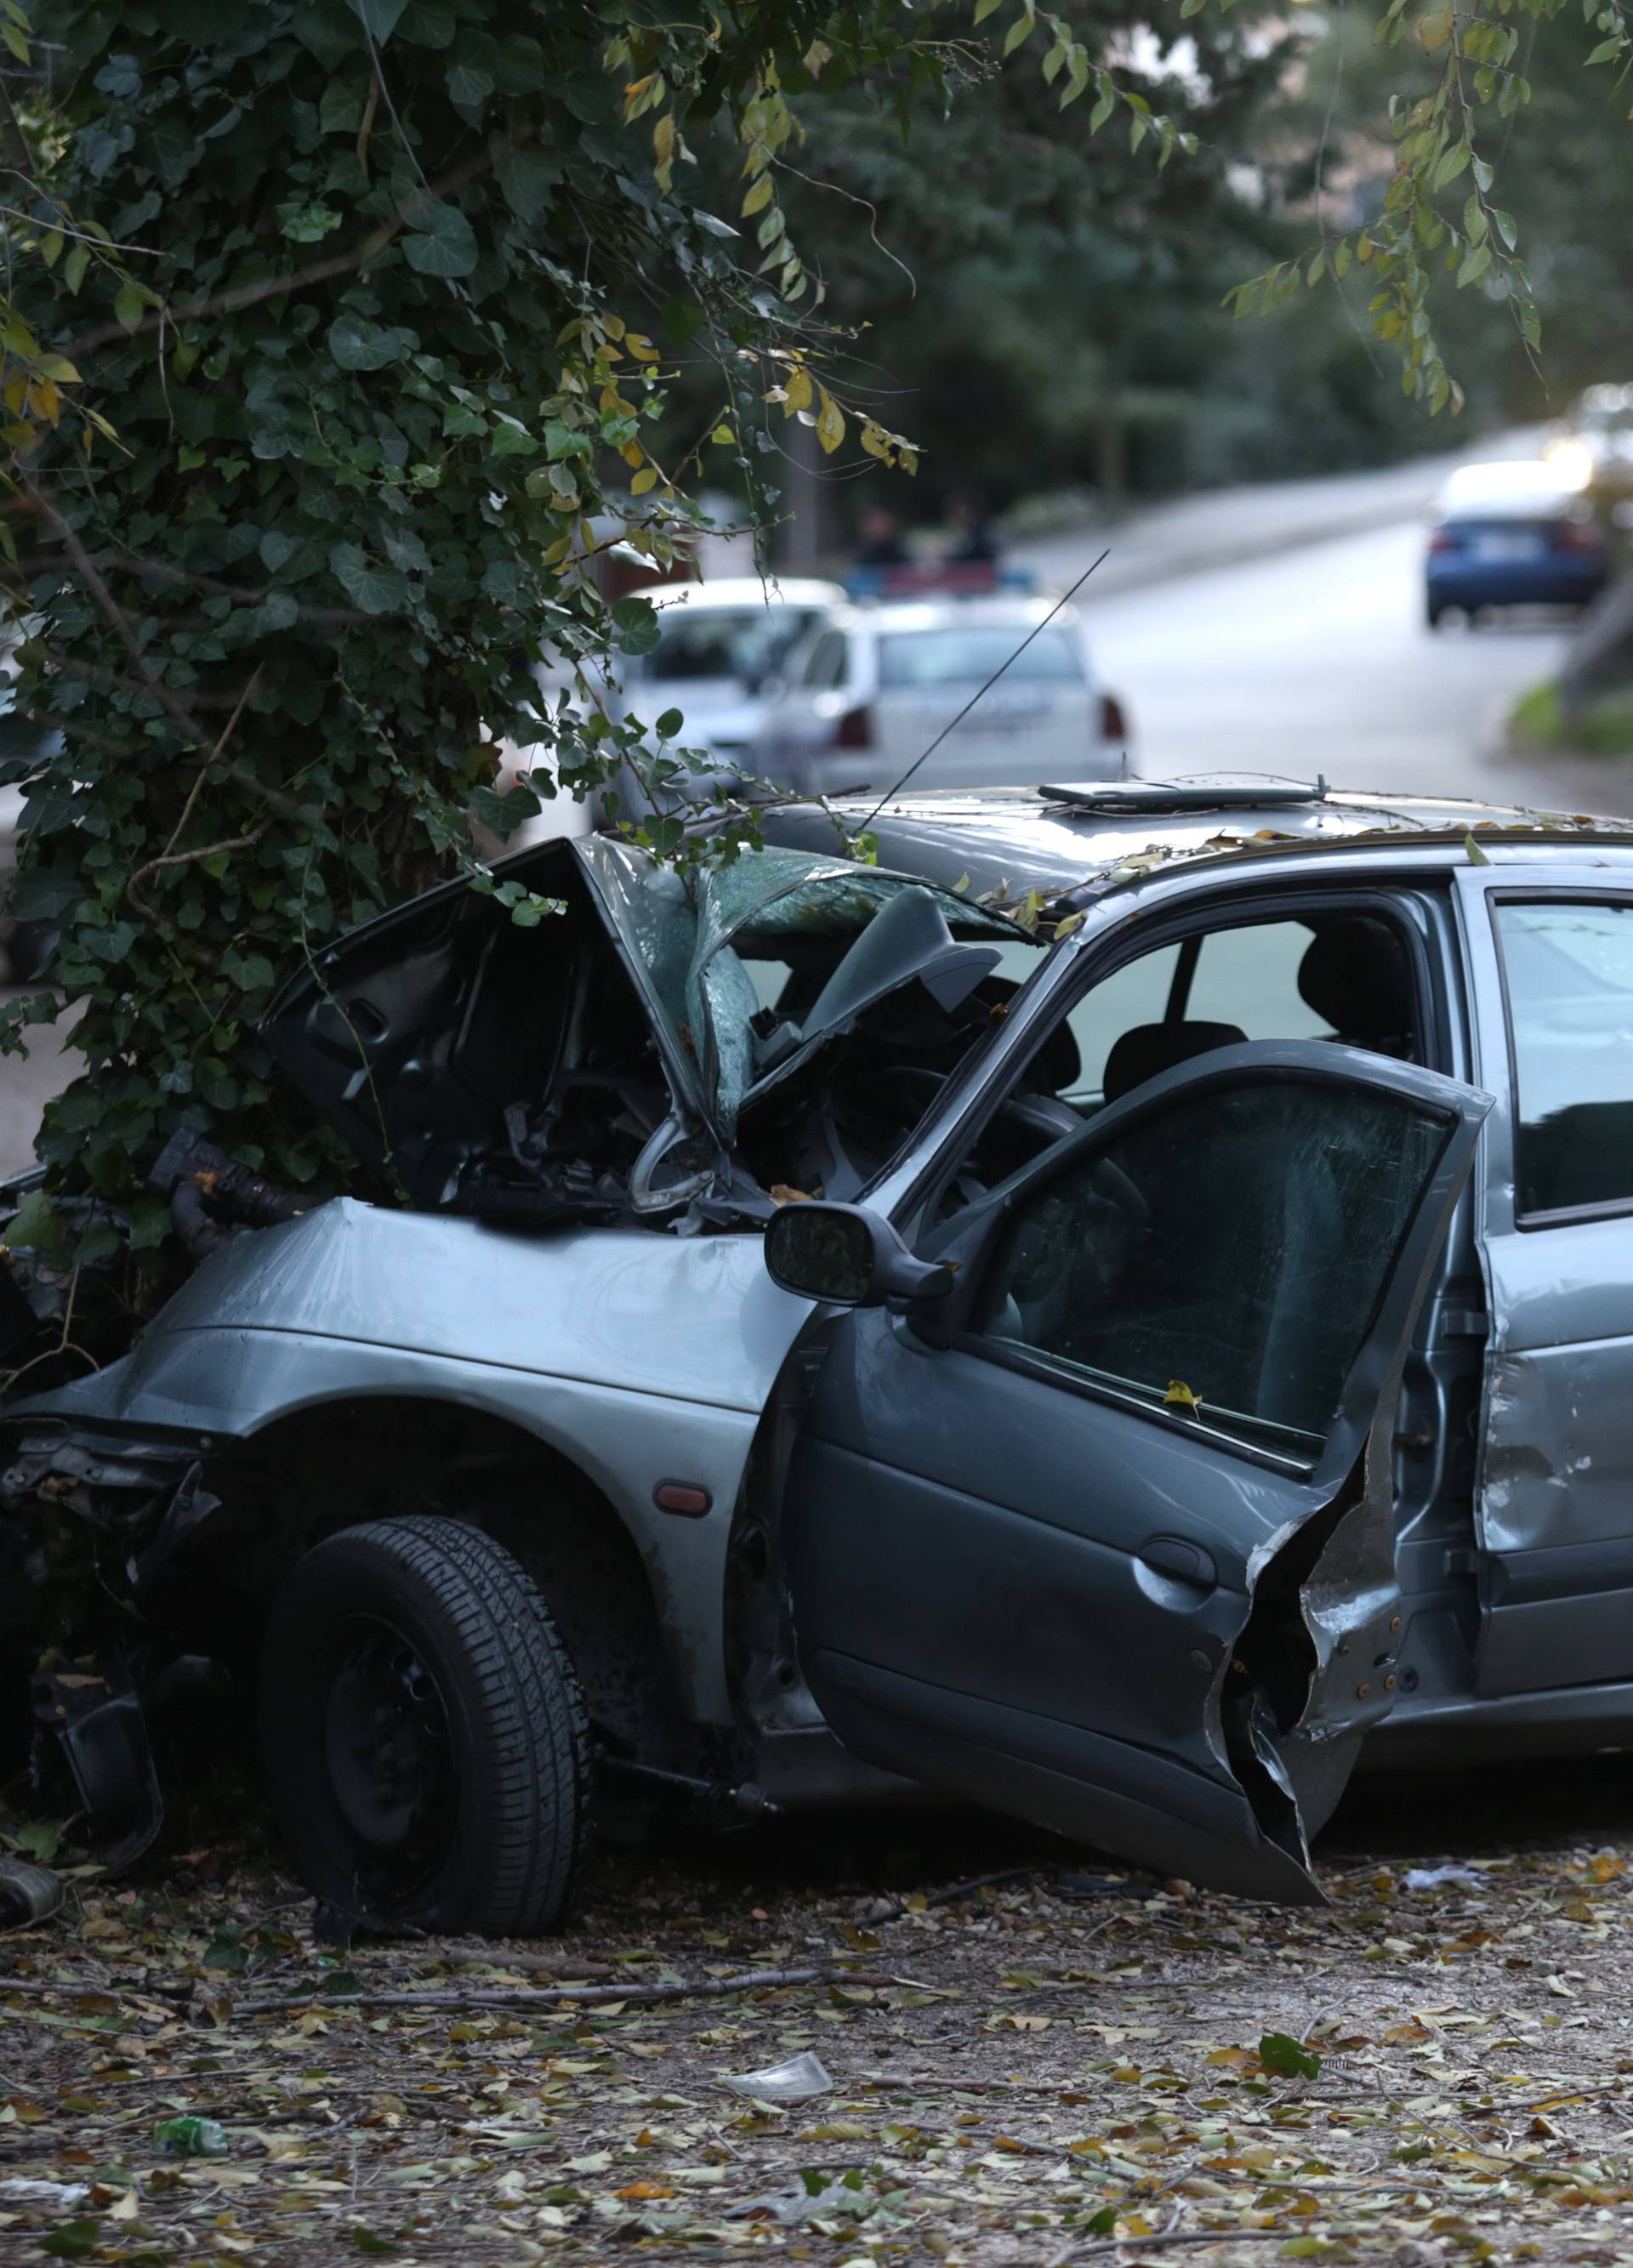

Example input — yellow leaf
[1164,1379,1202,1413]
[625,333,660,361]
[653,111,676,191]
[630,466,659,494]
[816,387,845,455]
[620,441,644,469]
[858,420,890,462]
[784,365,812,414]
[743,174,774,217]
[1419,1,1454,50]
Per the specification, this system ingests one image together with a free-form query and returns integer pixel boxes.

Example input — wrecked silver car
[3,791,1561,1933]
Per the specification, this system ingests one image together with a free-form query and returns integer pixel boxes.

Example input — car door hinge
[1437,1308,1488,1342]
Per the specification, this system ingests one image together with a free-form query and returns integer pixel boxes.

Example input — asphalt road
[1078,514,1623,811]
[4,490,1630,1182]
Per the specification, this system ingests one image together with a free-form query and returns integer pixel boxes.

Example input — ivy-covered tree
[4,0,1631,1253]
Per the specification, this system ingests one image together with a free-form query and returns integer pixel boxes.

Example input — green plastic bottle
[155,2116,229,2157]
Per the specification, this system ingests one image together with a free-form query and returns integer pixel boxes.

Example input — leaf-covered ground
[7,1760,1633,2266]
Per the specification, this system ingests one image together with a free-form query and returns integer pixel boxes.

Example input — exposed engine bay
[257,837,1044,1232]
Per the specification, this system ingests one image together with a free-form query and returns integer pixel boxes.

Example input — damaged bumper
[2,1429,223,1870]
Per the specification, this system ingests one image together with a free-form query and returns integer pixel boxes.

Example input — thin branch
[124,821,270,924]
[126,666,267,924]
[773,152,917,298]
[238,1963,857,2017]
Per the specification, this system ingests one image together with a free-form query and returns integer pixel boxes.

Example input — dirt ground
[7,1759,1633,2267]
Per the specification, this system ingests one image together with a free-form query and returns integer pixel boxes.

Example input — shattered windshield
[578,840,1027,1140]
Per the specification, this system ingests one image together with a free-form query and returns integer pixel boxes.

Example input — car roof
[646,577,846,614]
[782,776,1633,909]
[824,594,1082,637]
[1436,459,1582,515]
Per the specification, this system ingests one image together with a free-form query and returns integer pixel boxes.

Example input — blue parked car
[1425,459,1608,628]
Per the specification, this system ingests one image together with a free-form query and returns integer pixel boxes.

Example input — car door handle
[1139,1536,1218,1590]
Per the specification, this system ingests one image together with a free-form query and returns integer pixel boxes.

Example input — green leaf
[1456,241,1492,287]
[41,2224,103,2260]
[115,281,146,332]
[402,200,479,277]
[496,145,562,225]
[446,60,494,109]
[1260,2032,1322,2079]
[1002,6,1037,56]
[655,708,684,737]
[612,595,661,656]
[347,0,408,43]
[328,314,413,372]
[278,198,343,242]
[1432,139,1470,189]
[1418,0,1454,51]
[661,296,707,347]
[330,543,411,615]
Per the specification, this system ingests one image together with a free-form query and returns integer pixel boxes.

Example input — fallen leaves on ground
[4,1783,1633,2264]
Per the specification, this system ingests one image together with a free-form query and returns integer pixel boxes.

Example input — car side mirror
[764,1201,955,1309]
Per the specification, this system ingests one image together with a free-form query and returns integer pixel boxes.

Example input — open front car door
[772,1042,1491,1902]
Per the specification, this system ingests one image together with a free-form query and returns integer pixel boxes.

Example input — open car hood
[260,837,1021,1220]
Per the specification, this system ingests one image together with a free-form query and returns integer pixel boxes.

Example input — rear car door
[781,1042,1489,1900]
[1454,870,1633,1694]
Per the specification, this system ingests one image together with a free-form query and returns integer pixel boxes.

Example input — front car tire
[260,1515,593,1935]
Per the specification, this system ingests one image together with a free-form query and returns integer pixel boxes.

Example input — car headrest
[1297,917,1414,1047]
[1101,1020,1248,1104]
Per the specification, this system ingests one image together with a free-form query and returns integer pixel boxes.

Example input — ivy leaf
[278,198,343,242]
[470,781,542,837]
[330,543,411,615]
[496,145,562,225]
[328,314,413,371]
[446,60,493,110]
[346,0,408,43]
[402,200,478,276]
[259,530,300,575]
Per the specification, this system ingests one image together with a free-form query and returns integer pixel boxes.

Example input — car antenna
[860,549,1111,827]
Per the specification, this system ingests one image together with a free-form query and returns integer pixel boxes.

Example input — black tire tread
[266,1515,594,1936]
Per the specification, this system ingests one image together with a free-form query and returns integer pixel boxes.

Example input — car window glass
[1185,923,1335,1042]
[991,913,1415,1113]
[1498,900,1633,1216]
[877,626,1086,691]
[799,632,848,691]
[976,1079,1448,1456]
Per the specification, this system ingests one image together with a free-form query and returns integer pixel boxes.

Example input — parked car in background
[497,576,845,840]
[15,776,1633,1937]
[1545,383,1633,512]
[1425,460,1609,628]
[751,593,1129,802]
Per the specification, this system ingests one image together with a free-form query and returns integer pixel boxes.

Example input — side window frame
[896,881,1448,1240]
[1488,887,1633,1232]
